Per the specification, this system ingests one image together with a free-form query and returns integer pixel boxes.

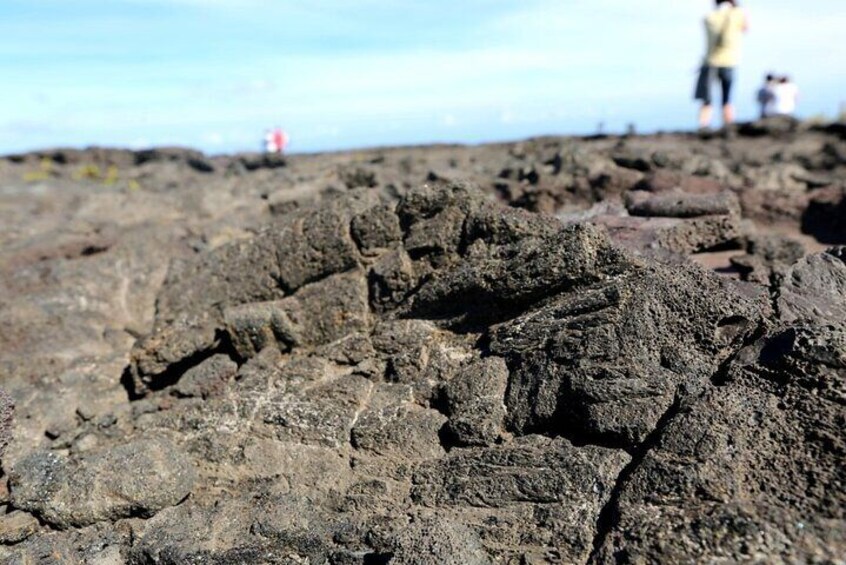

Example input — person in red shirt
[264,127,289,154]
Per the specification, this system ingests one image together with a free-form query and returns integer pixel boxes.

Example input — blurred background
[1,0,844,155]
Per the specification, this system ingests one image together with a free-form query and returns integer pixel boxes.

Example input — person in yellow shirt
[694,0,749,129]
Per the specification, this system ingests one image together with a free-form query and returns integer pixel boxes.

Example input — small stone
[0,510,39,544]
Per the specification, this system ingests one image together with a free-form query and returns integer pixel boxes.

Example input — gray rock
[625,190,740,218]
[0,388,13,462]
[389,517,492,565]
[730,233,807,285]
[0,510,39,544]
[368,248,417,312]
[405,223,628,325]
[261,372,373,448]
[591,213,743,255]
[173,354,238,398]
[442,357,509,446]
[274,204,361,292]
[10,438,196,529]
[351,402,446,459]
[802,185,846,244]
[371,320,440,383]
[593,323,846,564]
[777,249,846,325]
[7,141,846,563]
[491,260,768,448]
[412,436,629,563]
[351,203,402,255]
[224,271,370,359]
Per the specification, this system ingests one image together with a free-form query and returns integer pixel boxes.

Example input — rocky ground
[0,118,844,563]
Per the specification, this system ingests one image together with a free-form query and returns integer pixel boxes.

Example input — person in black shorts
[695,0,749,129]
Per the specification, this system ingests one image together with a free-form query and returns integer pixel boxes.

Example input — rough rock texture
[10,438,196,529]
[0,390,13,462]
[0,126,844,562]
[777,248,846,325]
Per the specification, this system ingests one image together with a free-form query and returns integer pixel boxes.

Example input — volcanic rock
[10,438,195,529]
[2,126,845,562]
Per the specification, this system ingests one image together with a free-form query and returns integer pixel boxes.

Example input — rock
[10,438,196,529]
[172,354,238,398]
[738,115,800,137]
[777,249,846,325]
[186,156,215,174]
[0,510,39,544]
[625,190,740,218]
[273,204,362,292]
[130,230,285,390]
[634,170,725,195]
[0,531,79,564]
[412,436,629,563]
[5,127,846,562]
[368,248,418,312]
[464,200,560,245]
[371,320,441,384]
[442,357,509,446]
[590,213,743,255]
[0,389,13,462]
[740,183,811,225]
[388,517,492,565]
[730,233,806,284]
[130,193,379,393]
[593,323,846,564]
[612,148,653,172]
[224,270,370,359]
[350,203,402,255]
[351,402,446,459]
[404,223,627,325]
[231,152,287,171]
[491,260,768,448]
[802,185,846,244]
[339,165,378,189]
[588,165,644,199]
[261,372,373,448]
[134,146,209,166]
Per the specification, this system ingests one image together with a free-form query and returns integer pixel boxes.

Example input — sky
[1,0,844,155]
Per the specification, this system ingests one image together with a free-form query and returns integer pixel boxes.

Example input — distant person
[263,129,278,153]
[694,0,749,129]
[772,75,799,116]
[263,127,289,154]
[757,73,777,119]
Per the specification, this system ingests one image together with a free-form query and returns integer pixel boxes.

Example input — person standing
[263,127,290,154]
[263,129,278,153]
[694,0,749,129]
[772,75,799,116]
[272,127,289,154]
[757,73,777,119]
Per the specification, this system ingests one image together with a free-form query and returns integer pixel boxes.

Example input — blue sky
[1,0,844,154]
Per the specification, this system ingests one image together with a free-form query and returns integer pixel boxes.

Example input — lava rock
[777,249,846,325]
[442,357,509,446]
[625,190,740,218]
[10,438,196,529]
